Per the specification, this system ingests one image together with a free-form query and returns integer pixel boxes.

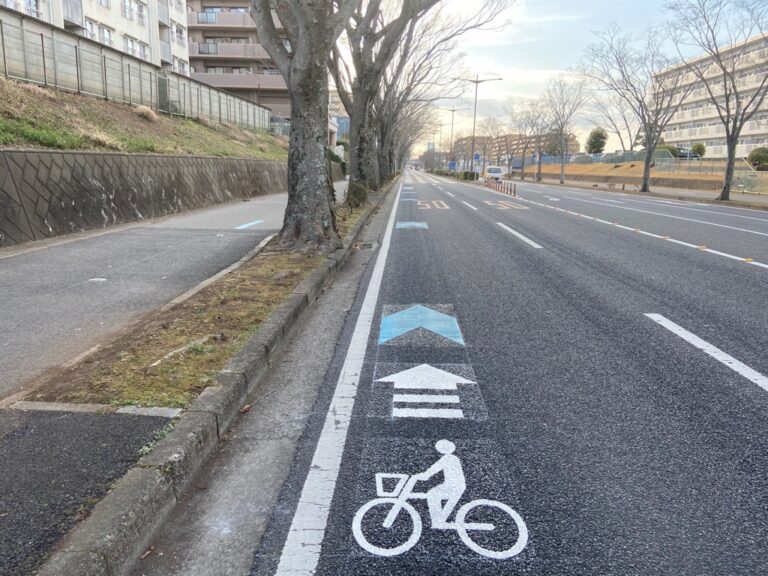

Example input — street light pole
[456,75,502,177]
[441,106,468,171]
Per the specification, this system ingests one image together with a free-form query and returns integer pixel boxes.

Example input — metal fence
[0,7,272,132]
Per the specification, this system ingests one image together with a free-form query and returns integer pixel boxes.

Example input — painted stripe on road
[462,201,478,211]
[445,191,456,197]
[516,197,768,270]
[570,198,768,238]
[497,222,543,249]
[392,394,461,404]
[234,219,264,230]
[391,407,465,419]
[645,314,768,393]
[274,180,402,575]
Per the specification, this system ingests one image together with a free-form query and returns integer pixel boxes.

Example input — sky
[431,0,670,151]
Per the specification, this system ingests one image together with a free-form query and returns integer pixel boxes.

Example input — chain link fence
[0,7,272,132]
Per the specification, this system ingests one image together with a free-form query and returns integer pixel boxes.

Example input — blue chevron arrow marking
[378,305,464,345]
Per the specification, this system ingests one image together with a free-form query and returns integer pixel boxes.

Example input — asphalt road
[0,193,286,400]
[137,172,767,575]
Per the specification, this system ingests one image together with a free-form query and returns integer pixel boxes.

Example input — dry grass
[29,247,321,408]
[135,105,159,123]
[0,77,288,159]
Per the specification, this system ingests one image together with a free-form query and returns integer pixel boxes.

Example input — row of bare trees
[581,0,768,199]
[251,0,510,251]
[460,0,766,200]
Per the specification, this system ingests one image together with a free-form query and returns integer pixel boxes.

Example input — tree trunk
[559,131,565,184]
[536,145,543,182]
[349,97,380,190]
[640,146,654,192]
[720,137,738,201]
[280,72,341,251]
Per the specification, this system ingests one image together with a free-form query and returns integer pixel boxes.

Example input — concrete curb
[36,181,396,576]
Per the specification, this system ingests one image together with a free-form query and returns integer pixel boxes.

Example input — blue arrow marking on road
[379,305,464,345]
[396,222,429,229]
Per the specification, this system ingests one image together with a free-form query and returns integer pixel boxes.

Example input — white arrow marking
[376,364,475,391]
[392,408,465,419]
[393,394,461,404]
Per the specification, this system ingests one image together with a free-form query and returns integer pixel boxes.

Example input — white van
[484,166,503,181]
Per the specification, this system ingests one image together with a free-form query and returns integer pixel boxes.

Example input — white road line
[274,180,402,576]
[392,394,461,404]
[570,198,768,238]
[234,218,265,230]
[645,314,768,393]
[623,197,768,223]
[462,201,478,211]
[446,191,456,197]
[496,222,543,249]
[392,407,465,419]
[517,197,767,270]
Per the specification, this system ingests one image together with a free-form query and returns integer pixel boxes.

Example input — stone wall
[0,151,287,247]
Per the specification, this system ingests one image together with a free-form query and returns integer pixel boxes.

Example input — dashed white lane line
[273,180,402,575]
[462,201,478,211]
[646,314,768,394]
[445,191,456,197]
[569,198,768,238]
[516,197,768,270]
[622,197,768,223]
[496,222,543,249]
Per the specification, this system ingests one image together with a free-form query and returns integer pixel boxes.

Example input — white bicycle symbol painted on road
[352,440,528,559]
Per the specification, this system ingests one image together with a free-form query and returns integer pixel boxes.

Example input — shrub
[135,105,159,123]
[657,143,680,158]
[691,142,706,157]
[124,137,157,153]
[346,181,368,208]
[747,147,768,167]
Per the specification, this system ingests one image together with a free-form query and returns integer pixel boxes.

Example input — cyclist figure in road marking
[414,439,466,529]
[353,438,529,559]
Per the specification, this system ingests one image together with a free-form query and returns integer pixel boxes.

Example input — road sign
[474,153,480,161]
[379,305,465,345]
[449,161,457,170]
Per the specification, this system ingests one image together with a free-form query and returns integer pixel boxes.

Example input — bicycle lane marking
[273,180,404,575]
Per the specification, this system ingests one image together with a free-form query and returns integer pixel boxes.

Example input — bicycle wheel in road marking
[352,499,423,557]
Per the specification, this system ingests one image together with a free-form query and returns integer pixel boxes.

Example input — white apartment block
[1,0,189,73]
[659,34,768,159]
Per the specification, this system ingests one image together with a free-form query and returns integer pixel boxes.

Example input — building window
[123,35,136,56]
[136,1,146,26]
[138,42,149,60]
[173,22,187,46]
[121,0,133,20]
[99,26,114,46]
[97,0,110,7]
[83,19,97,40]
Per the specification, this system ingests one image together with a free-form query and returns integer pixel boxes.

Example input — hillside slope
[0,77,288,160]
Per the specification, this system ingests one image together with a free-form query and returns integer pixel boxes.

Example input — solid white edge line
[645,313,768,393]
[496,222,543,249]
[462,200,478,211]
[274,180,402,575]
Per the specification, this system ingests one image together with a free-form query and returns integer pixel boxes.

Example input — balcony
[2,0,46,20]
[191,72,287,91]
[160,40,172,64]
[188,11,256,29]
[62,0,83,26]
[158,0,170,26]
[189,42,270,60]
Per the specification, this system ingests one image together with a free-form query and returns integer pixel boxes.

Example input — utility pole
[456,75,502,177]
[442,106,468,171]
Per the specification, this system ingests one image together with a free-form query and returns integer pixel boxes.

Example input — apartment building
[186,0,290,118]
[1,0,189,73]
[658,34,768,159]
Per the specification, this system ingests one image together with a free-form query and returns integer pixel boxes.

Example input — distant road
[0,193,287,400]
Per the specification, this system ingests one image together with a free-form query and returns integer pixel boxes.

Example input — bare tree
[545,75,587,184]
[251,0,358,250]
[512,100,550,181]
[582,25,692,192]
[592,91,641,152]
[371,2,511,179]
[667,0,768,200]
[330,1,441,190]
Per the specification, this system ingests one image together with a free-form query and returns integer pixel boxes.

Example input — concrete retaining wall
[0,151,287,247]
